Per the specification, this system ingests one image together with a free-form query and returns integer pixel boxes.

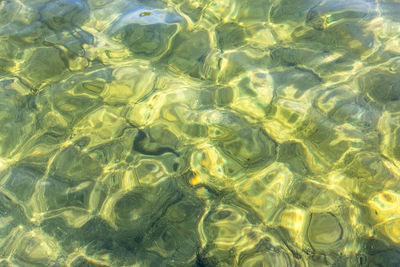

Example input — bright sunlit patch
[190,174,202,186]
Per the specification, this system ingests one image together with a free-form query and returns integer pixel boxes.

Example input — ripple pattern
[1,0,400,266]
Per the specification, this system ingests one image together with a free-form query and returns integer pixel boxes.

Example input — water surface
[1,0,400,266]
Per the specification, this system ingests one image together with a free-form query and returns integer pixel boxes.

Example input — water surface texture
[1,0,400,266]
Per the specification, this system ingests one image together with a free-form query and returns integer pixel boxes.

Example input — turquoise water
[1,0,400,266]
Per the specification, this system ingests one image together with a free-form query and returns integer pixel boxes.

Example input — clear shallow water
[0,0,400,266]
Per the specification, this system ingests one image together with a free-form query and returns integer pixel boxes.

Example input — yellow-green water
[1,0,400,266]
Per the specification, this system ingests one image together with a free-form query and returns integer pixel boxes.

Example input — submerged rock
[39,0,90,30]
[307,212,344,251]
[108,5,182,31]
[108,3,183,59]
